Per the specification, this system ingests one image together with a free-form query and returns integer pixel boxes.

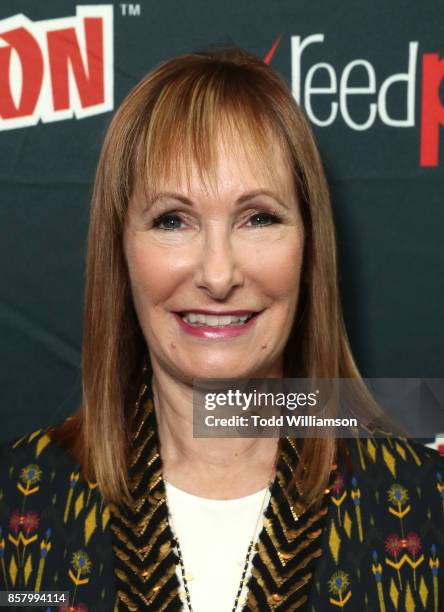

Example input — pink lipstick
[172,311,261,339]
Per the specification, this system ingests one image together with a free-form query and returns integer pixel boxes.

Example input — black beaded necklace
[167,481,273,612]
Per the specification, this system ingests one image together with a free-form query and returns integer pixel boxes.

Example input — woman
[1,47,443,612]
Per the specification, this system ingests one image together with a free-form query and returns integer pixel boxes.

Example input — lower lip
[173,312,261,338]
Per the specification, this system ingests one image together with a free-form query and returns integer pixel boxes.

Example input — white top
[165,480,271,612]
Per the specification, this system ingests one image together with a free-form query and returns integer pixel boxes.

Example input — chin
[178,360,251,381]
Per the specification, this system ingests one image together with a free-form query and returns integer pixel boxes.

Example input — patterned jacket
[1,382,443,611]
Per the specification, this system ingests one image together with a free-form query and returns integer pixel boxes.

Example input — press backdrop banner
[1,0,443,441]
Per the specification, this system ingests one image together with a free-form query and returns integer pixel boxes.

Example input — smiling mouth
[176,312,259,327]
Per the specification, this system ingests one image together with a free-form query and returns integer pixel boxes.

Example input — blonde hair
[51,46,388,507]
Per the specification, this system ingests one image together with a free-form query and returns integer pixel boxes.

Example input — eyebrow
[143,189,291,211]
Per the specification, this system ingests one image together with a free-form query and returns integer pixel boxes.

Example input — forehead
[134,128,296,204]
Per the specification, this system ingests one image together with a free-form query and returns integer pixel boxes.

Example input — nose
[194,226,244,299]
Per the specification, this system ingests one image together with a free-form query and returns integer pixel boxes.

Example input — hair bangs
[132,64,293,206]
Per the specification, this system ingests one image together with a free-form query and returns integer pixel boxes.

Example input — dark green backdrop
[1,1,443,441]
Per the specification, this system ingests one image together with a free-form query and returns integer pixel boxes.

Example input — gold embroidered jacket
[0,381,443,611]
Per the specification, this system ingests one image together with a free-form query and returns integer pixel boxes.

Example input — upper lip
[176,309,261,316]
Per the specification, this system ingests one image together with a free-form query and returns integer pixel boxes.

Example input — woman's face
[123,135,305,383]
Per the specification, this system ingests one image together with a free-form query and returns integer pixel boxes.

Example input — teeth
[181,313,253,326]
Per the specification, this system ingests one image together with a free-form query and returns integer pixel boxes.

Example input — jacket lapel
[109,382,335,611]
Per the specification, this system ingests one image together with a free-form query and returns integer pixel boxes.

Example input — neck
[151,369,280,499]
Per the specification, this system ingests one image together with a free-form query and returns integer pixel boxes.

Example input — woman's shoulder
[341,435,444,507]
[0,415,89,506]
[0,418,79,477]
[348,434,444,475]
[309,436,444,608]
[0,418,116,603]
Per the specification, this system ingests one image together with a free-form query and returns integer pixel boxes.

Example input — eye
[247,211,282,227]
[152,212,184,231]
[151,209,283,230]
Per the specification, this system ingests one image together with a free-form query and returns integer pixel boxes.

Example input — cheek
[125,240,183,309]
[243,236,303,300]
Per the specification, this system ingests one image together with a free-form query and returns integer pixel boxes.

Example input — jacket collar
[109,378,336,611]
